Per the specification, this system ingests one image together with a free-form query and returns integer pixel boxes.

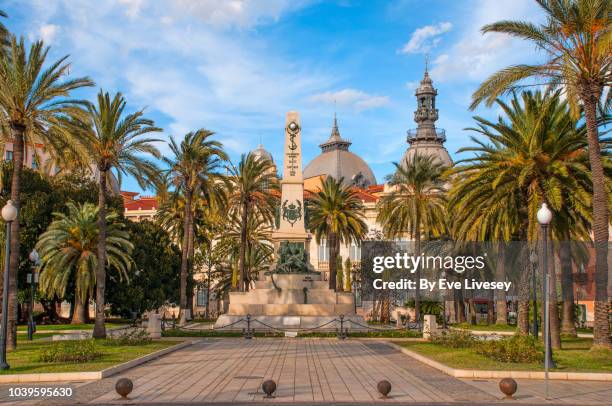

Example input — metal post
[541,224,555,399]
[27,272,34,340]
[0,221,11,370]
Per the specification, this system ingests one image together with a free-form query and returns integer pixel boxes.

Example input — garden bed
[396,337,611,373]
[1,339,182,375]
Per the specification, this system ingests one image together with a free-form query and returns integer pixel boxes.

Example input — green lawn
[397,337,611,373]
[1,339,181,375]
[17,323,124,332]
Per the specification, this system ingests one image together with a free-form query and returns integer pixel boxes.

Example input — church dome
[251,143,273,162]
[303,114,377,188]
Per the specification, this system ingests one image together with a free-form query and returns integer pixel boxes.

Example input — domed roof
[303,114,377,188]
[401,141,453,167]
[251,143,273,162]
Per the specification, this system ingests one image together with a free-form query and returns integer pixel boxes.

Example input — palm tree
[163,130,227,323]
[309,176,368,291]
[76,90,160,338]
[377,155,447,322]
[454,90,595,346]
[0,37,93,348]
[228,153,278,292]
[470,0,611,346]
[36,203,133,324]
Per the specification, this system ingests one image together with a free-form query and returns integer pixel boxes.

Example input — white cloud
[118,0,146,18]
[430,0,542,82]
[400,22,452,54]
[39,24,60,44]
[169,0,312,28]
[309,89,389,111]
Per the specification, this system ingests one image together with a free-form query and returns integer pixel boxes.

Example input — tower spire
[425,53,429,73]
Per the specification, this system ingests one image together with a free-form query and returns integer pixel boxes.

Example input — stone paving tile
[0,338,607,405]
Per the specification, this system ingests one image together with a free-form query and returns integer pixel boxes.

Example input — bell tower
[401,66,453,167]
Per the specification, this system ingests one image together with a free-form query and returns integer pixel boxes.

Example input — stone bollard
[422,314,438,341]
[147,312,162,339]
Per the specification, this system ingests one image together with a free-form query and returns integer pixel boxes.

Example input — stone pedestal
[214,272,367,331]
[147,312,162,339]
[423,314,438,340]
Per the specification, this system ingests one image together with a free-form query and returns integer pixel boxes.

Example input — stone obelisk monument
[272,111,310,253]
[213,111,365,332]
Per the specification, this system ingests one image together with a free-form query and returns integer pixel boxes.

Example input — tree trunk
[457,288,466,323]
[239,200,248,292]
[187,222,195,315]
[581,89,610,347]
[517,261,531,335]
[93,169,108,338]
[7,123,25,350]
[495,243,507,325]
[205,258,211,319]
[178,188,192,326]
[328,232,338,291]
[72,293,88,324]
[559,239,576,336]
[414,217,421,323]
[487,289,495,325]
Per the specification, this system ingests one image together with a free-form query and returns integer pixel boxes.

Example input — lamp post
[1,200,18,370]
[537,203,555,399]
[27,249,40,341]
[529,250,539,338]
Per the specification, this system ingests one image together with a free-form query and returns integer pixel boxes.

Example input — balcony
[406,128,446,143]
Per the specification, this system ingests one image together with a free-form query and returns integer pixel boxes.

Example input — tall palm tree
[470,0,611,346]
[377,154,447,322]
[454,90,596,346]
[228,153,278,292]
[76,90,160,338]
[163,130,227,323]
[309,176,368,291]
[0,37,93,348]
[36,203,133,324]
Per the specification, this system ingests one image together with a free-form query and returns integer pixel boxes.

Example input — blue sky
[4,0,543,193]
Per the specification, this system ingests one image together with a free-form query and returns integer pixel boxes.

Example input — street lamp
[537,202,555,399]
[1,200,18,370]
[529,250,538,338]
[27,249,40,340]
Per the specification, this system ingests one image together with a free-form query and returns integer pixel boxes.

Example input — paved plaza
[0,338,610,405]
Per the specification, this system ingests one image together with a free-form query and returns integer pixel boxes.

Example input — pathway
[0,338,609,405]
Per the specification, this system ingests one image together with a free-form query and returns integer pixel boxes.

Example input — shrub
[476,335,543,363]
[38,340,103,363]
[431,329,475,348]
[107,328,152,346]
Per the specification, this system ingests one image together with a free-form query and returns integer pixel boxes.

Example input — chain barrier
[161,313,422,339]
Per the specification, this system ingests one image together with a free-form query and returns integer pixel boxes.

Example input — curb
[0,340,193,383]
[387,342,612,382]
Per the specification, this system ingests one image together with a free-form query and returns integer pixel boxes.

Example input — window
[317,239,329,262]
[5,151,13,161]
[349,242,361,261]
[196,289,208,307]
[31,155,38,169]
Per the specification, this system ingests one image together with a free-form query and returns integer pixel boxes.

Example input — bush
[476,335,543,363]
[38,340,103,363]
[107,329,152,346]
[431,329,475,348]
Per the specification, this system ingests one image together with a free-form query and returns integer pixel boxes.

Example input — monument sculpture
[214,111,366,332]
